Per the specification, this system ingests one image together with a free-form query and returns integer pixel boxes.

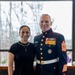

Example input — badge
[48,49,52,54]
[61,41,66,52]
[45,38,56,45]
[35,41,38,44]
[34,41,38,47]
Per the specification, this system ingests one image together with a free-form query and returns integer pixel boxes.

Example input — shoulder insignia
[61,41,66,52]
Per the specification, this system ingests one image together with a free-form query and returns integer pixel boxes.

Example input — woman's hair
[19,25,30,32]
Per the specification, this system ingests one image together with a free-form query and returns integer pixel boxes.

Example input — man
[34,14,67,75]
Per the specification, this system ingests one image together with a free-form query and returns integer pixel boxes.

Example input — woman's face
[19,27,30,41]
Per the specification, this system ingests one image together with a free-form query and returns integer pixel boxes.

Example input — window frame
[0,0,74,64]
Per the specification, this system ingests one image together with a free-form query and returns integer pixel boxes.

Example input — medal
[48,49,52,54]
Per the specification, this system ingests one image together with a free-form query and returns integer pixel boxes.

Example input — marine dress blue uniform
[34,28,67,75]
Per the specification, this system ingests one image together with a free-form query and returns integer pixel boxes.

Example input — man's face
[40,15,52,32]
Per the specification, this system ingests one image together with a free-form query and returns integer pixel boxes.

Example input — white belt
[37,57,59,65]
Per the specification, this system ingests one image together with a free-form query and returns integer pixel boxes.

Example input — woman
[8,25,35,75]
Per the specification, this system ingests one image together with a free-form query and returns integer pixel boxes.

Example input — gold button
[41,39,43,42]
[43,36,45,38]
[41,57,43,59]
[40,48,42,50]
[40,43,43,45]
[41,61,44,64]
[45,32,47,34]
[54,67,56,69]
[40,52,43,55]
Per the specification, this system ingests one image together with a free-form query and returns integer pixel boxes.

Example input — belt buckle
[41,61,44,65]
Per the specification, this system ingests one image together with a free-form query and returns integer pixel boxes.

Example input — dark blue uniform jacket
[34,28,67,75]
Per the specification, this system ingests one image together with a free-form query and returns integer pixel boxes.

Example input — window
[0,0,73,66]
